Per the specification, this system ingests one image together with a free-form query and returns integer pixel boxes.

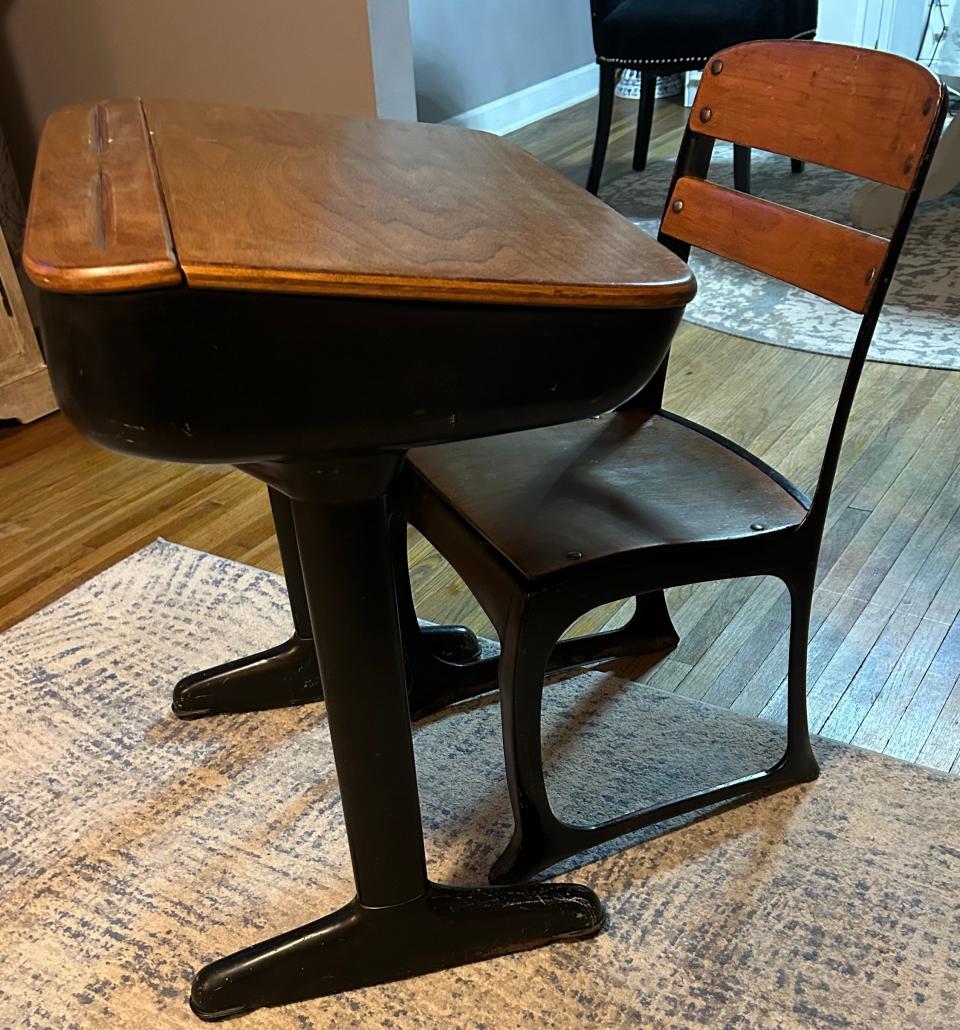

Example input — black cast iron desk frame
[172,480,681,724]
[40,286,683,1020]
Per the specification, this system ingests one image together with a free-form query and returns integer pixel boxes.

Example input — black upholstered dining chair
[586,0,818,194]
[398,41,945,884]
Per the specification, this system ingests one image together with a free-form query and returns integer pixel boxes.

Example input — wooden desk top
[24,98,694,309]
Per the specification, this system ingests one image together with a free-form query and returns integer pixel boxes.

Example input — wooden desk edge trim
[24,257,183,293]
[181,262,697,310]
[24,98,181,294]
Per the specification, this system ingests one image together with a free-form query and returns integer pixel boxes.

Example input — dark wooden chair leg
[632,71,657,171]
[172,486,322,718]
[586,63,617,194]
[733,143,752,193]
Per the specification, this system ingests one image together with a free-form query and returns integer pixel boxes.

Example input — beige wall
[0,0,383,193]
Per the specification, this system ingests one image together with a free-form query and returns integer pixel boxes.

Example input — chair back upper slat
[690,40,941,188]
[649,39,948,528]
[661,176,890,313]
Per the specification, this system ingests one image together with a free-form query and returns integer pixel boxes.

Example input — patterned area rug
[2,540,958,1028]
[602,141,960,370]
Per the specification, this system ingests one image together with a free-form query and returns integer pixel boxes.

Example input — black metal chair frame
[173,489,678,724]
[172,46,946,895]
[396,64,948,883]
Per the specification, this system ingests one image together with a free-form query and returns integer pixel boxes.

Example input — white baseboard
[443,63,598,136]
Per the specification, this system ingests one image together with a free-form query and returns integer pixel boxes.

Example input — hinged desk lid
[25,98,695,309]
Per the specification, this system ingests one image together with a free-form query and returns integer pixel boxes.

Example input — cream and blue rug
[1,540,958,1027]
[603,142,960,370]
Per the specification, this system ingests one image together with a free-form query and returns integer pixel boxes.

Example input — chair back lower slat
[691,40,941,189]
[661,176,890,313]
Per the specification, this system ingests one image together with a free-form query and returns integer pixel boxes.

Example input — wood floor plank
[851,616,953,754]
[806,599,895,731]
[884,620,960,766]
[899,503,960,617]
[674,577,785,701]
[917,675,960,772]
[698,586,791,709]
[848,452,960,610]
[848,369,947,513]
[821,500,960,742]
[818,391,960,607]
[671,576,761,667]
[760,591,870,724]
[638,656,695,693]
[852,549,960,752]
[802,367,935,514]
[818,606,923,741]
[731,587,844,719]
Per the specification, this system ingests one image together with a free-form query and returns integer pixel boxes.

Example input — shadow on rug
[602,141,960,370]
[1,540,957,1028]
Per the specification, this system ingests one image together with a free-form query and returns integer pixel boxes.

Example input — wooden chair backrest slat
[661,176,889,313]
[691,40,941,189]
[650,40,947,527]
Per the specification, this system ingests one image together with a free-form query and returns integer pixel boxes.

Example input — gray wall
[410,0,594,122]
[0,0,390,194]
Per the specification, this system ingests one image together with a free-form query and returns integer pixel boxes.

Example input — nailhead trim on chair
[597,55,709,66]
[595,30,816,69]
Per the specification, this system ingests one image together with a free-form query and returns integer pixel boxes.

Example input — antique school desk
[23,99,695,1020]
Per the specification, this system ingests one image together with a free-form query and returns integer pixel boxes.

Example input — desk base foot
[172,624,482,719]
[172,634,322,718]
[420,623,482,663]
[190,880,603,1020]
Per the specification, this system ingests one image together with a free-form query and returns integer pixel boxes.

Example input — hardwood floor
[1,94,958,773]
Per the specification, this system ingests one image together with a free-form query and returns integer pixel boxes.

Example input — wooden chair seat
[407,411,807,581]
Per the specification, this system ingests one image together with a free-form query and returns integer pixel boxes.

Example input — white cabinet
[0,234,55,424]
[0,130,55,424]
[820,0,933,55]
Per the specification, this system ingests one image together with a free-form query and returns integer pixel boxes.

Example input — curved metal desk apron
[24,98,695,1021]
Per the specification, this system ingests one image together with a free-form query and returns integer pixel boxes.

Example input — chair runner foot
[489,750,819,885]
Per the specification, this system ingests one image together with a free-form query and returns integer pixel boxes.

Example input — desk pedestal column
[189,456,602,1021]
